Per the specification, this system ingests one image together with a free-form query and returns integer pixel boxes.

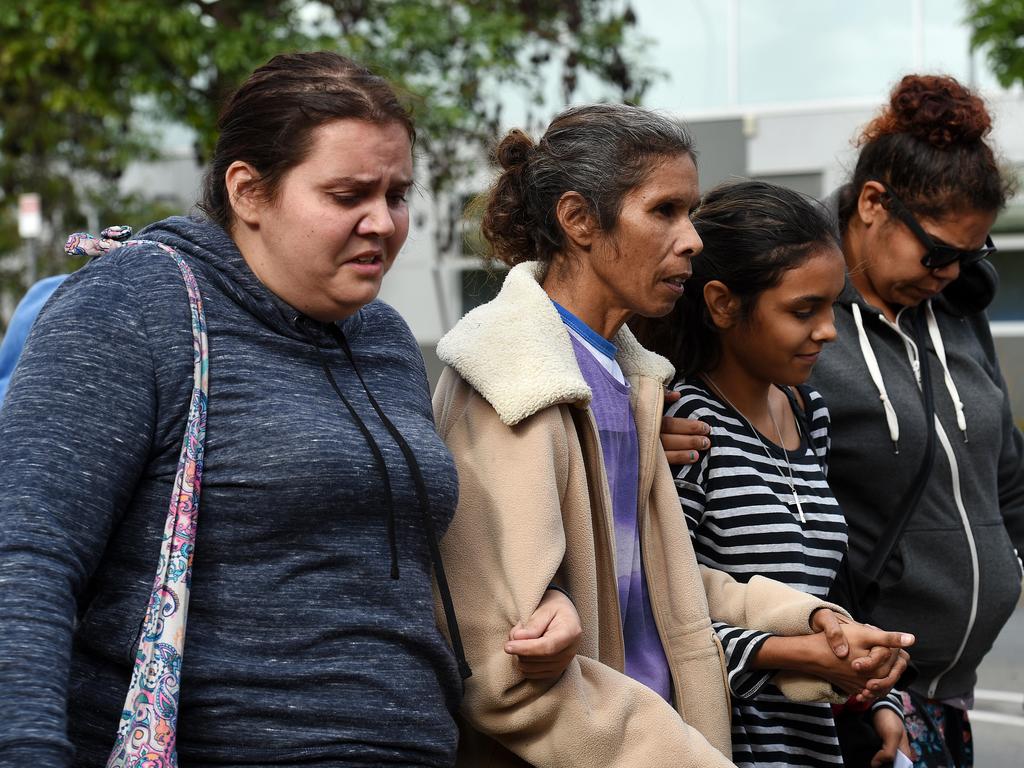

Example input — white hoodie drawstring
[852,302,901,453]
[925,301,969,442]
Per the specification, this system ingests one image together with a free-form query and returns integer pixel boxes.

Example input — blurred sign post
[18,193,42,287]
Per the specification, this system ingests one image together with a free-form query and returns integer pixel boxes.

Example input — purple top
[558,310,672,701]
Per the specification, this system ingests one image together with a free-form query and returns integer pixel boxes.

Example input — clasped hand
[808,608,914,701]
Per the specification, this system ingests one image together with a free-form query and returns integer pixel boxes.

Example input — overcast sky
[630,0,994,113]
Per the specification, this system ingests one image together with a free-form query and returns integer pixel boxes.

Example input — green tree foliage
[0,0,652,311]
[968,0,1024,88]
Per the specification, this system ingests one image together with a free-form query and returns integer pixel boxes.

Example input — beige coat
[433,262,839,768]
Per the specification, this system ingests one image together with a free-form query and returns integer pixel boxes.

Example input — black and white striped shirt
[668,378,848,767]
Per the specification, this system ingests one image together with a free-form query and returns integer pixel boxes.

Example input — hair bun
[493,129,536,171]
[862,74,991,149]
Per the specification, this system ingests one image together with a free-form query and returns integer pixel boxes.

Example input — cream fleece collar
[437,261,675,426]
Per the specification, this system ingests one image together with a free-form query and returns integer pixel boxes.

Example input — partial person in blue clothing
[0,273,67,405]
[0,52,580,768]
[633,180,911,768]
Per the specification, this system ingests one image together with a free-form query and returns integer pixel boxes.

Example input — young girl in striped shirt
[634,180,910,768]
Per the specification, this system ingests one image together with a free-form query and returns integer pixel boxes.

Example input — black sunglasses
[878,182,997,270]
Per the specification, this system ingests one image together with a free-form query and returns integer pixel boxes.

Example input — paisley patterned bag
[65,226,209,768]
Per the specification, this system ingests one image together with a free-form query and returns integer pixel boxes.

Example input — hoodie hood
[822,187,998,317]
[138,215,363,344]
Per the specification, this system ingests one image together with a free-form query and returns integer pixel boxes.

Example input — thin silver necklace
[703,374,806,524]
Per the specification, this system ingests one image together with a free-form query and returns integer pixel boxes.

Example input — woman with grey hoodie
[811,75,1024,767]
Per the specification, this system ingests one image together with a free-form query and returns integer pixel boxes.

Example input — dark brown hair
[199,51,415,230]
[838,74,1014,227]
[480,103,696,267]
[632,180,838,378]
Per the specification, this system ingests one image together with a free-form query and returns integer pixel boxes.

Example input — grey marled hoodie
[811,194,1024,702]
[0,216,461,767]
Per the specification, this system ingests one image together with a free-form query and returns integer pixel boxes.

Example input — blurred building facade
[376,0,1024,413]
[6,1,1021,411]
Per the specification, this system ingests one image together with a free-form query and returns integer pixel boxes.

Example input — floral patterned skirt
[902,690,973,768]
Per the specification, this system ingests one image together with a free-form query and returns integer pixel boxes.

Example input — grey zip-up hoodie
[810,197,1024,701]
[0,216,462,767]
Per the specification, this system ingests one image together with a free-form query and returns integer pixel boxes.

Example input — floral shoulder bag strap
[65,225,209,768]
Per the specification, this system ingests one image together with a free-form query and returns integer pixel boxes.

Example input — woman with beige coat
[433,104,913,767]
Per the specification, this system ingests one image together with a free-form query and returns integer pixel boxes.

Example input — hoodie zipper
[926,421,981,697]
[885,308,981,698]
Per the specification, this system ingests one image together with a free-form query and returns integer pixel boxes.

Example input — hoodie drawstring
[925,302,969,442]
[309,338,401,580]
[852,302,901,453]
[852,300,967,453]
[310,322,472,682]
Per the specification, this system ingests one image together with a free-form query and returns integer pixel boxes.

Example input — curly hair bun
[861,74,992,150]
[481,129,538,266]
[493,128,536,170]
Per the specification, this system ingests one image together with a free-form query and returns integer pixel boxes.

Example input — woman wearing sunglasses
[811,74,1024,766]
